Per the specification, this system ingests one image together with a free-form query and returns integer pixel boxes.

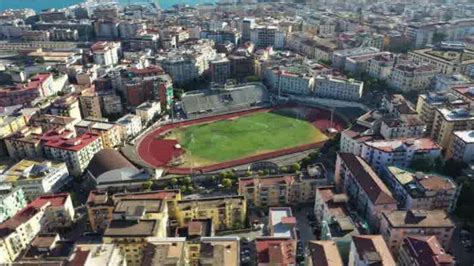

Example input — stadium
[136,83,346,174]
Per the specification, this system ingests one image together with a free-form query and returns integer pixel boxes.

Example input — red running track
[137,106,346,174]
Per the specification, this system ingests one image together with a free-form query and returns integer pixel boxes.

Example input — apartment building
[256,237,296,265]
[450,85,474,109]
[416,93,467,134]
[306,240,344,266]
[0,114,27,139]
[49,94,82,121]
[388,63,437,92]
[75,120,123,149]
[314,186,349,228]
[332,47,380,70]
[239,173,327,207]
[142,237,188,265]
[79,87,103,119]
[0,186,27,223]
[209,55,231,84]
[430,107,474,149]
[383,166,458,212]
[30,114,78,132]
[250,25,285,49]
[335,153,397,230]
[30,193,75,230]
[68,243,126,266]
[91,41,120,66]
[0,159,70,200]
[116,114,142,140]
[199,237,240,266]
[314,75,364,101]
[86,190,181,233]
[398,235,455,266]
[43,129,103,176]
[348,235,396,266]
[4,127,44,159]
[408,47,474,75]
[103,198,169,266]
[380,115,426,140]
[447,130,474,162]
[360,138,442,174]
[380,210,454,253]
[367,53,396,81]
[339,121,384,156]
[269,207,297,240]
[173,196,246,231]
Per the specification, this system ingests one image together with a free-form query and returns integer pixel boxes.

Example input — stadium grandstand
[181,82,270,118]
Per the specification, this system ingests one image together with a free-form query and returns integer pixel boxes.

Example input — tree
[432,32,447,44]
[442,159,467,178]
[169,177,178,186]
[142,180,153,191]
[182,176,192,185]
[222,178,232,188]
[290,163,301,173]
[410,157,435,172]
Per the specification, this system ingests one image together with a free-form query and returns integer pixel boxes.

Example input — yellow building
[0,114,27,139]
[79,87,102,119]
[143,237,189,265]
[75,120,123,148]
[4,127,44,159]
[102,198,169,266]
[173,196,247,231]
[430,107,474,149]
[408,47,474,75]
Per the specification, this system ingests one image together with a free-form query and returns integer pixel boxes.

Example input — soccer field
[170,110,328,165]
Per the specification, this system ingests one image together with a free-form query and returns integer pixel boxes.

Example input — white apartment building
[314,75,364,101]
[0,186,27,223]
[116,114,143,140]
[250,25,285,49]
[380,115,426,140]
[367,53,396,81]
[388,64,437,92]
[91,41,121,66]
[361,138,442,174]
[447,130,474,163]
[0,159,70,201]
[135,101,161,125]
[43,131,103,176]
[383,166,458,212]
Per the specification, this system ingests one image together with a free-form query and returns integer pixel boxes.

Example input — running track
[136,105,346,174]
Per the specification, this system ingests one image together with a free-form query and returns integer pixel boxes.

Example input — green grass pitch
[172,110,327,164]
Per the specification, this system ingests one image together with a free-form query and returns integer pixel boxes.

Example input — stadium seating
[182,83,270,118]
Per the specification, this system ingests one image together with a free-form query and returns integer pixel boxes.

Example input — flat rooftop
[104,219,159,237]
[269,207,296,239]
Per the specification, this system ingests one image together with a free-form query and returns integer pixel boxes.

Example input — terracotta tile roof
[308,240,343,266]
[352,235,396,266]
[338,153,396,205]
[403,235,455,266]
[256,237,296,265]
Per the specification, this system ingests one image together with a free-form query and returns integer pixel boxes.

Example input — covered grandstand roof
[181,83,269,118]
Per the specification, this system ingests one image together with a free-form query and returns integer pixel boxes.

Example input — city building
[91,41,121,66]
[29,193,75,230]
[79,87,103,119]
[49,95,82,121]
[348,235,396,266]
[367,53,396,81]
[30,114,78,132]
[43,129,103,176]
[306,240,344,266]
[397,235,455,266]
[103,197,169,265]
[86,190,181,233]
[4,127,44,159]
[408,47,474,75]
[135,101,161,125]
[256,237,296,265]
[142,237,188,265]
[383,166,459,212]
[314,75,364,101]
[173,196,246,231]
[430,107,474,149]
[250,25,285,49]
[361,138,442,173]
[199,237,240,266]
[416,93,467,134]
[335,153,397,230]
[0,158,70,200]
[447,130,474,162]
[210,55,231,84]
[314,186,349,228]
[0,186,27,223]
[388,63,438,92]
[75,120,123,149]
[380,210,455,253]
[116,114,142,140]
[269,207,297,240]
[68,243,126,266]
[0,114,27,139]
[239,173,327,207]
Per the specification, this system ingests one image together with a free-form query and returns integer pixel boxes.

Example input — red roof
[256,237,296,265]
[43,130,100,152]
[30,193,69,208]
